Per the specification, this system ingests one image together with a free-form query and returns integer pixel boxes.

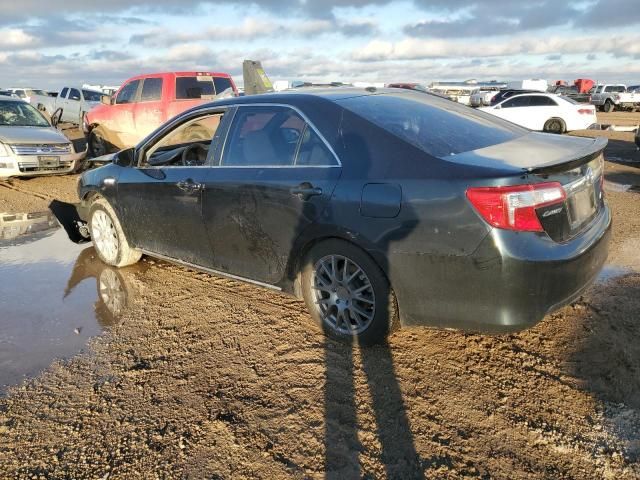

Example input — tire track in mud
[0,180,53,201]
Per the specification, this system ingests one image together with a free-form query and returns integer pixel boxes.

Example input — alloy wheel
[312,254,376,335]
[91,210,119,264]
[99,269,126,318]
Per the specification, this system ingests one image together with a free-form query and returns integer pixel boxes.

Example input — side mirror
[114,148,136,168]
[495,105,502,110]
[101,95,112,105]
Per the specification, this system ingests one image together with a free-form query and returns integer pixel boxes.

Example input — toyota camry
[76,88,611,344]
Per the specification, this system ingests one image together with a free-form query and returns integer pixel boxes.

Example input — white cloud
[352,34,640,61]
[0,29,37,48]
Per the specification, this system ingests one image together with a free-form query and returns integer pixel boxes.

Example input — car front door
[116,108,229,265]
[64,88,82,123]
[201,105,342,285]
[106,80,141,149]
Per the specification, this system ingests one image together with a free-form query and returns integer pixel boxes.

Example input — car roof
[203,87,419,107]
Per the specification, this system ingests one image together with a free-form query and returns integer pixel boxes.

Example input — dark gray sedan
[77,89,610,344]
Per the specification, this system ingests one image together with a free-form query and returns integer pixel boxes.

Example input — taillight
[466,182,567,232]
[578,108,594,115]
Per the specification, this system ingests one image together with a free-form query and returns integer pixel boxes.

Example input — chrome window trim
[136,102,342,170]
[217,103,341,168]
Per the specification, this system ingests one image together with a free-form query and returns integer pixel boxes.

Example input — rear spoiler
[528,136,607,175]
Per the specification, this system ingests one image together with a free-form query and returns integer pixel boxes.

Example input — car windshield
[0,100,50,127]
[27,89,47,97]
[338,92,527,158]
[82,90,102,102]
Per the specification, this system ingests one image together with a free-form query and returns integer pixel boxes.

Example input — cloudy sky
[1,0,639,90]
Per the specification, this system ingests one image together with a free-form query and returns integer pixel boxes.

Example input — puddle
[597,265,635,283]
[0,212,136,394]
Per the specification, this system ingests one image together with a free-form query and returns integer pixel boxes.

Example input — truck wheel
[89,197,142,268]
[89,128,110,158]
[543,118,566,134]
[604,100,614,113]
[300,239,399,346]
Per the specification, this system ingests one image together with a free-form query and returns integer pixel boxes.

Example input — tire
[604,100,614,113]
[88,127,110,158]
[300,239,398,346]
[543,118,566,134]
[88,197,142,268]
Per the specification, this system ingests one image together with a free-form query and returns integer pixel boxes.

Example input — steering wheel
[181,143,209,166]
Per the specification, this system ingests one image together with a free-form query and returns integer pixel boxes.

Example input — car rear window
[338,92,526,158]
[213,77,233,95]
[176,76,216,100]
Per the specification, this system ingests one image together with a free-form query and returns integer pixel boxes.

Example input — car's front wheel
[88,128,110,158]
[89,198,142,268]
[301,239,398,345]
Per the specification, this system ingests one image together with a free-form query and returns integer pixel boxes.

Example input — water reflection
[0,213,139,394]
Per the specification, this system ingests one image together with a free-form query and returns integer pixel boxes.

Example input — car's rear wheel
[604,100,614,113]
[543,118,566,134]
[89,128,110,158]
[89,198,141,268]
[301,239,398,345]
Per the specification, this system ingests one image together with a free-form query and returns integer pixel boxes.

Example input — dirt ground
[0,120,639,479]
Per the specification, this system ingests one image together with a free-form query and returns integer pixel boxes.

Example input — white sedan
[479,93,597,133]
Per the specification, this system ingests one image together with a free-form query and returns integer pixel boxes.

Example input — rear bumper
[392,205,611,333]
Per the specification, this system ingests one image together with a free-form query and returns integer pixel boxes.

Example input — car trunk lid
[454,132,607,242]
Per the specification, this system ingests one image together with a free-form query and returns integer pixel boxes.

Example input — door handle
[176,179,204,193]
[290,182,323,200]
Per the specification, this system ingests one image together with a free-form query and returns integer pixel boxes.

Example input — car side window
[140,78,163,102]
[529,96,557,107]
[142,112,225,168]
[213,77,233,96]
[68,89,81,101]
[60,88,69,99]
[116,80,140,105]
[502,96,531,108]
[296,126,338,166]
[221,106,306,166]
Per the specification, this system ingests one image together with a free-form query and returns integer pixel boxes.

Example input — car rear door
[116,108,229,266]
[528,95,560,130]
[201,105,341,285]
[133,76,166,140]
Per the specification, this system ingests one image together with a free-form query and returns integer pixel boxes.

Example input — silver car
[0,97,84,179]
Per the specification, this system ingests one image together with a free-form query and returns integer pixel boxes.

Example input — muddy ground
[0,117,639,479]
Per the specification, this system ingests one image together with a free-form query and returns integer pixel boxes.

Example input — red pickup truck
[84,71,238,157]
